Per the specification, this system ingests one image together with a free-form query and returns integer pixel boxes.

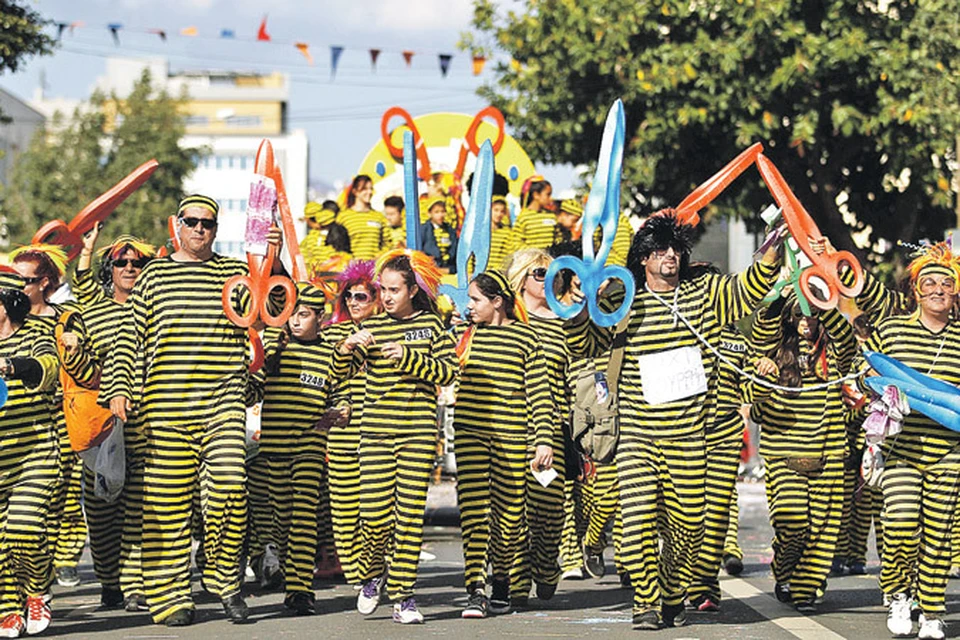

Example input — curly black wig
[626,211,695,286]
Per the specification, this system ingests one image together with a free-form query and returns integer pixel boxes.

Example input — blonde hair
[504,248,552,295]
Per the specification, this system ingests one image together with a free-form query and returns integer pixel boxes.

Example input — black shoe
[795,599,816,614]
[511,595,528,610]
[489,579,511,615]
[535,580,557,601]
[829,557,846,576]
[100,586,124,609]
[848,561,866,575]
[284,592,316,616]
[632,609,660,630]
[661,602,686,628]
[774,582,792,603]
[124,594,147,612]
[619,572,632,589]
[723,554,744,576]
[164,608,195,627]
[582,541,606,580]
[222,593,250,623]
[56,566,80,588]
[462,589,488,619]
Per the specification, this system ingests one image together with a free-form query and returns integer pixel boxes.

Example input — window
[185,115,209,127]
[224,115,262,128]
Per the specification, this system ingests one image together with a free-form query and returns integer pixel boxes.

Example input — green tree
[0,0,55,119]
[464,0,960,261]
[4,69,204,249]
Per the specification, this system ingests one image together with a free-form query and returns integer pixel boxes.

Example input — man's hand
[381,342,404,362]
[60,331,80,356]
[531,444,554,473]
[314,406,351,432]
[340,329,374,354]
[109,396,131,422]
[756,357,779,379]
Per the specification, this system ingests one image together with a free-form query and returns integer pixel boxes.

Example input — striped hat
[305,201,336,226]
[178,194,220,217]
[296,281,328,310]
[559,199,584,218]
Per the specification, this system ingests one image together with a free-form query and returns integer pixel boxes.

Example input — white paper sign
[532,467,558,488]
[638,346,708,405]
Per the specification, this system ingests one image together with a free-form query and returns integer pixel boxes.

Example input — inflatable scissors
[863,351,960,433]
[453,106,505,181]
[381,107,432,180]
[34,159,159,262]
[544,100,634,327]
[439,139,495,317]
[674,143,764,227]
[756,153,864,310]
[0,377,7,409]
[403,130,422,251]
[253,139,308,281]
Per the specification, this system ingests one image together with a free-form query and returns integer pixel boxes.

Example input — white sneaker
[357,577,383,615]
[887,593,915,637]
[261,543,281,588]
[562,567,584,580]
[392,597,424,624]
[0,614,25,639]
[25,596,51,635]
[918,615,946,640]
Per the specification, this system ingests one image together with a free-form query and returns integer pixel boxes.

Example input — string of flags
[54,15,494,78]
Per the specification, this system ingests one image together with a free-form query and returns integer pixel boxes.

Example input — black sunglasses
[21,275,43,285]
[344,291,371,303]
[528,267,547,282]
[113,258,148,269]
[179,216,217,230]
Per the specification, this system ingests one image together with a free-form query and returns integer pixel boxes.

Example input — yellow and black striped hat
[0,267,25,292]
[296,281,328,310]
[560,199,584,218]
[305,201,336,226]
[178,194,220,217]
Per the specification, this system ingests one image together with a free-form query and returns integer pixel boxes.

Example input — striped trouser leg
[765,457,844,601]
[583,461,620,551]
[487,437,528,584]
[687,440,740,602]
[286,455,324,594]
[456,430,494,590]
[0,445,59,618]
[246,456,279,562]
[848,478,880,566]
[833,465,859,564]
[558,479,585,572]
[613,499,625,575]
[54,450,88,569]
[83,463,123,589]
[327,436,362,585]
[722,486,743,560]
[880,455,960,617]
[314,447,335,565]
[119,455,145,599]
[952,500,960,569]
[619,437,706,614]
[356,433,435,601]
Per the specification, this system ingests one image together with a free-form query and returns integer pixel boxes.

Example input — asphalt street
[44,482,960,639]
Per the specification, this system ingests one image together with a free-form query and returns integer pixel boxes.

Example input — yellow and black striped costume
[511,209,557,251]
[568,259,778,616]
[336,209,390,260]
[247,324,337,599]
[331,311,458,602]
[488,224,513,273]
[724,489,743,561]
[101,255,256,623]
[455,321,553,592]
[0,316,60,619]
[857,315,960,617]
[748,307,856,604]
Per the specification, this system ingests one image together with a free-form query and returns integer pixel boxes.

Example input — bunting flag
[180,26,198,36]
[369,48,381,71]
[107,23,122,46]
[69,21,84,34]
[330,46,344,78]
[148,28,167,41]
[472,55,486,76]
[295,42,313,65]
[402,50,414,67]
[220,28,235,38]
[439,54,453,77]
[257,15,270,41]
[56,23,67,40]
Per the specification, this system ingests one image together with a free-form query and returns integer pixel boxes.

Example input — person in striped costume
[246,282,337,616]
[300,201,338,277]
[455,270,554,618]
[567,211,781,630]
[101,194,285,626]
[512,178,556,251]
[332,249,458,624]
[487,196,513,271]
[0,269,61,639]
[337,175,390,260]
[60,226,154,612]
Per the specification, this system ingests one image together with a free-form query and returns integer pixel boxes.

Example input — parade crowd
[0,172,959,640]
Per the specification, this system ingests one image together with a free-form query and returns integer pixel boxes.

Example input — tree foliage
[0,0,56,121]
[463,0,960,261]
[4,70,204,249]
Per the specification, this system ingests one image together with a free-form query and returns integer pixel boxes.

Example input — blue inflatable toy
[864,350,960,433]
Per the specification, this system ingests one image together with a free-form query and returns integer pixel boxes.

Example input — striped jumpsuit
[0,318,60,618]
[511,209,557,251]
[455,322,553,592]
[101,255,256,623]
[336,209,390,260]
[331,311,458,602]
[568,260,779,616]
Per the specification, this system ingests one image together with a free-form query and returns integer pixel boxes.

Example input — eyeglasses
[114,258,148,269]
[344,291,371,303]
[919,277,957,294]
[527,267,547,282]
[21,276,43,285]
[650,247,678,258]
[179,216,217,230]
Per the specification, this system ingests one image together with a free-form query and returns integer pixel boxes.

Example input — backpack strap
[606,311,632,398]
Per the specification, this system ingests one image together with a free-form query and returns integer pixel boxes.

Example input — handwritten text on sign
[638,346,708,405]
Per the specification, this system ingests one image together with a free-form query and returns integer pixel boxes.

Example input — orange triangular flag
[295,42,313,65]
[472,55,486,76]
[180,26,198,36]
[402,50,414,67]
[257,15,270,41]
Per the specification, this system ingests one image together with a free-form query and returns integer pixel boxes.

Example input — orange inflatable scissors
[34,159,159,262]
[453,106,505,180]
[674,143,764,226]
[381,107,432,180]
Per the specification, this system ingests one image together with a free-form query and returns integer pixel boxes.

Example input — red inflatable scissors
[381,107,432,181]
[453,106,506,180]
[674,143,764,227]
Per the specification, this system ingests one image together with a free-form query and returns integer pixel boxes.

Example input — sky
[0,0,575,194]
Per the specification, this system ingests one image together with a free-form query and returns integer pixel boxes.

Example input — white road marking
[722,578,847,640]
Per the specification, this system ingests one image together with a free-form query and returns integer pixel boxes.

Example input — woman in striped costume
[333,249,458,624]
[748,294,856,613]
[337,175,390,260]
[60,228,154,612]
[487,196,513,271]
[456,270,554,618]
[511,178,556,251]
[324,261,381,587]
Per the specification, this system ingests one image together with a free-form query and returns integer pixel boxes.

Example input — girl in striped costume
[0,268,60,639]
[337,175,390,260]
[512,178,556,251]
[333,249,458,624]
[456,270,554,618]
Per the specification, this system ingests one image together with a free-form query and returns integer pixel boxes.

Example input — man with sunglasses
[101,194,286,628]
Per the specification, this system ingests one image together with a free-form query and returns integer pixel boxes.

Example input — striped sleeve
[397,325,459,386]
[706,259,780,327]
[99,290,141,403]
[854,269,910,322]
[71,268,107,308]
[820,308,857,374]
[29,327,59,392]
[525,336,556,446]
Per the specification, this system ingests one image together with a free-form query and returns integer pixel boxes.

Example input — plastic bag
[94,418,125,503]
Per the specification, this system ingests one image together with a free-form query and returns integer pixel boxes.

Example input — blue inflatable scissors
[544,100,634,327]
[439,139,494,316]
[403,130,422,251]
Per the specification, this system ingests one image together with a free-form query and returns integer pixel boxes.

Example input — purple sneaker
[392,597,424,624]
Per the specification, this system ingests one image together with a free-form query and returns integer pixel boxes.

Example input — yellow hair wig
[9,243,68,278]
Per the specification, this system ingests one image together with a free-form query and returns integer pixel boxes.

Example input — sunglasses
[113,258,148,269]
[21,275,43,285]
[528,267,547,282]
[919,277,957,295]
[179,216,217,230]
[344,291,371,303]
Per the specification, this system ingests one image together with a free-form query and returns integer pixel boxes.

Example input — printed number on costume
[404,328,433,342]
[300,372,326,389]
[638,346,708,405]
[366,221,382,228]
[541,219,556,226]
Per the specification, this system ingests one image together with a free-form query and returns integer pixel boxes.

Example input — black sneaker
[774,582,792,603]
[462,589,488,619]
[582,541,606,579]
[100,586,124,609]
[662,602,686,628]
[222,593,250,623]
[124,594,147,612]
[164,608,195,627]
[632,609,660,630]
[795,599,816,614]
[830,557,847,576]
[56,566,80,588]
[619,572,632,589]
[511,595,528,610]
[848,561,866,575]
[723,554,744,576]
[535,580,557,601]
[489,580,511,615]
[284,592,316,616]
